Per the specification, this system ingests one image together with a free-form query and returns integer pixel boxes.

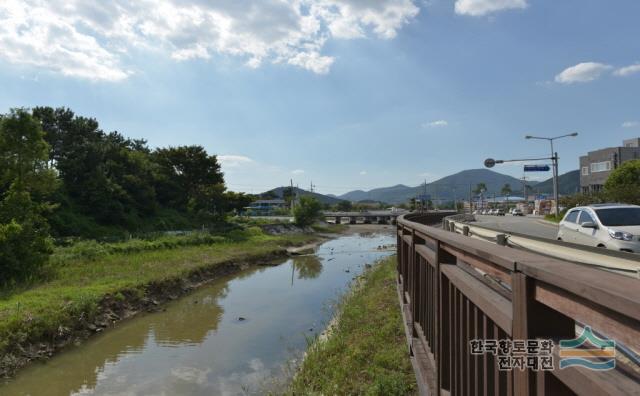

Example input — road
[474,214,559,239]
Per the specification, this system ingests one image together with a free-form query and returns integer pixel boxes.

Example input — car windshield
[594,208,640,226]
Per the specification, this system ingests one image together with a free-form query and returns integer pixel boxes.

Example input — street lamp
[524,133,578,217]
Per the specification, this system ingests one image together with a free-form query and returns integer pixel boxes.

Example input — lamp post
[524,133,578,217]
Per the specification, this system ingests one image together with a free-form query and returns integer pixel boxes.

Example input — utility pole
[453,186,457,213]
[290,179,294,210]
[434,184,438,211]
[424,179,427,212]
[469,183,473,214]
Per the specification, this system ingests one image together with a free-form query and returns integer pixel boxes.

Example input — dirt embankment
[0,249,288,378]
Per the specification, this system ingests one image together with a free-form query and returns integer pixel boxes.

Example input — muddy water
[1,231,395,396]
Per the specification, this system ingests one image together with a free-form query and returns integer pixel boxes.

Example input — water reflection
[1,232,396,396]
[153,281,228,346]
[292,255,324,280]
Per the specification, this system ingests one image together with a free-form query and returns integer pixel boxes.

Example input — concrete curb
[535,219,560,227]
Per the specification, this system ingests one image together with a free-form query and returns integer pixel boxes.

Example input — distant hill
[339,184,411,203]
[529,170,580,195]
[338,169,540,204]
[262,186,345,205]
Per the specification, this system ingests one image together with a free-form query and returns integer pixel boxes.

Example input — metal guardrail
[443,218,640,277]
[397,213,640,396]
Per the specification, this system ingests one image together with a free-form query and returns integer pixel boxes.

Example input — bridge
[323,209,410,225]
[396,212,639,396]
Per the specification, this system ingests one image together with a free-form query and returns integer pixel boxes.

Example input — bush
[0,218,53,284]
[293,196,322,226]
[51,232,227,264]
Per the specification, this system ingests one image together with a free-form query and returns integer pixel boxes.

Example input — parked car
[495,209,505,216]
[512,209,523,216]
[556,204,640,253]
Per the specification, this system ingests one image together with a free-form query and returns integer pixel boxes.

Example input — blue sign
[524,164,550,172]
[418,194,431,201]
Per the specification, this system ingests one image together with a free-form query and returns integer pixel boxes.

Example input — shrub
[293,196,322,226]
[51,232,227,263]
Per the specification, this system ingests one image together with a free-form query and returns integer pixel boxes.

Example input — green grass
[0,231,315,357]
[544,214,563,223]
[310,223,349,234]
[288,255,416,396]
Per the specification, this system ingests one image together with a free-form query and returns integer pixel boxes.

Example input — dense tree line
[0,107,253,282]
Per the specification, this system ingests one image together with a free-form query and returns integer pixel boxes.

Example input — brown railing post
[512,272,575,396]
[512,272,531,396]
[438,243,456,394]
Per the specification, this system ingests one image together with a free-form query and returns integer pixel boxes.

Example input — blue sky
[1,0,639,195]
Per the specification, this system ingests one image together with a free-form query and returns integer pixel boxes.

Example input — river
[1,230,395,396]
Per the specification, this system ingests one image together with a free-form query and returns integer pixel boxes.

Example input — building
[579,138,640,194]
[245,199,286,215]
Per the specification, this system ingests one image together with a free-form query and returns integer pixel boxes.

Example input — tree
[223,191,255,214]
[605,160,640,204]
[335,200,353,212]
[33,107,158,226]
[153,146,224,212]
[282,186,296,209]
[501,183,512,197]
[0,109,56,283]
[293,196,322,226]
[473,183,487,195]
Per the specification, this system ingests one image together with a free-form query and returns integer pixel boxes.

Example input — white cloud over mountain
[454,0,527,16]
[0,0,419,81]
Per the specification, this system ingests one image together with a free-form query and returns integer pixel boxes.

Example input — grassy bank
[289,255,416,395]
[544,214,563,223]
[0,230,317,374]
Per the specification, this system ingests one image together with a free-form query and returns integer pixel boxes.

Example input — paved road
[474,215,559,239]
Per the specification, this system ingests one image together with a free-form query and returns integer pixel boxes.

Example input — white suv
[557,204,640,253]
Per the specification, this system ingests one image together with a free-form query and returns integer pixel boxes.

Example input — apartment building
[579,138,640,193]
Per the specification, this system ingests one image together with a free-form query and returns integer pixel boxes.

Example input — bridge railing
[397,213,639,396]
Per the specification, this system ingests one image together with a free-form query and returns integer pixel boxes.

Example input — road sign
[484,158,496,168]
[524,164,550,172]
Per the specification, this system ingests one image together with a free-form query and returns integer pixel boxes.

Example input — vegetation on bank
[289,255,416,396]
[0,230,316,363]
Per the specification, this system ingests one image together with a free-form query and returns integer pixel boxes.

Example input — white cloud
[291,169,305,175]
[0,0,420,80]
[554,62,612,84]
[218,155,254,168]
[359,170,367,175]
[614,63,640,77]
[422,120,448,128]
[454,0,527,16]
[622,121,640,128]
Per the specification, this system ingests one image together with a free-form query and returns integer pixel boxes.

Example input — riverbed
[1,230,395,396]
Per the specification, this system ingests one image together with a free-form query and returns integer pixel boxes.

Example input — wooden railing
[397,213,639,395]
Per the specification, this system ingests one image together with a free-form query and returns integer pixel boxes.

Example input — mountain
[339,184,411,203]
[528,170,580,195]
[262,186,345,205]
[338,169,540,204]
